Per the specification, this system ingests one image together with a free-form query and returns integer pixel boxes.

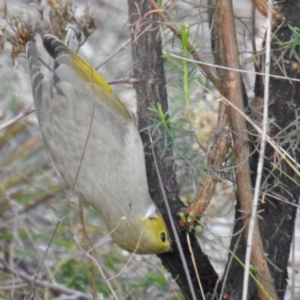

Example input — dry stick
[219,229,244,300]
[2,194,57,225]
[28,221,60,299]
[0,108,35,131]
[208,7,238,299]
[78,198,97,300]
[186,233,205,299]
[217,1,278,299]
[195,82,300,178]
[0,258,93,300]
[75,241,120,300]
[166,54,300,84]
[250,3,260,71]
[179,120,232,226]
[95,39,131,70]
[252,0,268,17]
[243,2,273,299]
[107,229,144,282]
[218,95,300,182]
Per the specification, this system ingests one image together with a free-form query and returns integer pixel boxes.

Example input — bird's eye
[160,232,166,243]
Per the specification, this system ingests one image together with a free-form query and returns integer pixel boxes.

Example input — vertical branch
[251,0,300,298]
[127,0,221,298]
[243,2,273,299]
[216,0,278,299]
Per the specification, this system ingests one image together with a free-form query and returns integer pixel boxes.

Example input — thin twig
[198,76,300,178]
[186,233,205,299]
[78,198,97,299]
[0,258,93,300]
[243,2,274,299]
[28,221,61,299]
[74,243,120,300]
[149,129,198,300]
[166,53,300,84]
[95,39,131,70]
[217,0,278,298]
[218,95,300,179]
[0,108,35,131]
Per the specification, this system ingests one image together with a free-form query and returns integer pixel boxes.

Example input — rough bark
[127,1,222,299]
[226,1,300,299]
[127,0,299,299]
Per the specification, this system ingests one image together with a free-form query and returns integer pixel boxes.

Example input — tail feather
[43,34,69,60]
[26,41,51,123]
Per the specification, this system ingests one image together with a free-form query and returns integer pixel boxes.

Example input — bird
[26,34,171,254]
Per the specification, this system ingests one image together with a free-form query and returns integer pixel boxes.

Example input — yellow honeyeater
[26,34,171,254]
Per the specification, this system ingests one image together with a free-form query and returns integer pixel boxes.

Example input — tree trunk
[127,1,222,299]
[127,0,299,299]
[226,1,300,299]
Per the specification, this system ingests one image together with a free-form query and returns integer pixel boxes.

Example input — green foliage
[151,26,215,199]
[56,259,94,292]
[276,25,300,62]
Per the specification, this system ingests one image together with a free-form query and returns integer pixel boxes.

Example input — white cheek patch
[143,203,158,220]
